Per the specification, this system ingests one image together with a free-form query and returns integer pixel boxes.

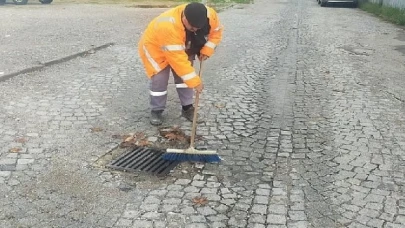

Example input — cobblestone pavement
[1,0,405,227]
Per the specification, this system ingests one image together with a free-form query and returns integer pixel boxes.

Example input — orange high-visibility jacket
[138,4,223,88]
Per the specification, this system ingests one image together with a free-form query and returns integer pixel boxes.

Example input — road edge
[0,42,115,83]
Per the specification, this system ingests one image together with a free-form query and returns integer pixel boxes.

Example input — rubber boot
[181,106,203,123]
[150,110,163,126]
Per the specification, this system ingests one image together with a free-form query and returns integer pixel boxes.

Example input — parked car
[0,0,53,5]
[318,0,358,7]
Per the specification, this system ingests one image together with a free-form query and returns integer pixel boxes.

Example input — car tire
[39,0,52,3]
[13,0,28,4]
[0,0,5,5]
[320,1,327,7]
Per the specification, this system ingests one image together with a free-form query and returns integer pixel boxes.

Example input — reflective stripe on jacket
[138,4,223,88]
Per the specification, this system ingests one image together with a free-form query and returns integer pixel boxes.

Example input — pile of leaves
[192,196,208,206]
[111,126,203,149]
[9,137,28,153]
[113,132,151,148]
[159,126,190,143]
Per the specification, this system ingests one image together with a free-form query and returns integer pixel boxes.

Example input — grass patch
[360,2,405,26]
[56,0,185,5]
[178,0,251,3]
[55,0,253,12]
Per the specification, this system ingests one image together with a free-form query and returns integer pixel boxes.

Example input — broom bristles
[163,147,221,163]
[162,153,221,163]
[166,147,218,155]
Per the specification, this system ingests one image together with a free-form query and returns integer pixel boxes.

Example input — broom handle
[190,60,204,148]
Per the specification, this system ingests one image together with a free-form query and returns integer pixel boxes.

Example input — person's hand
[199,54,209,61]
[195,83,204,93]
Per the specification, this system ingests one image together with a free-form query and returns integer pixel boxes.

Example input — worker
[138,2,223,126]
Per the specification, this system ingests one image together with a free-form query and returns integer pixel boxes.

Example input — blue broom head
[162,153,221,163]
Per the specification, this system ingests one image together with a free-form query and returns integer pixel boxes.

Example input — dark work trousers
[149,55,195,111]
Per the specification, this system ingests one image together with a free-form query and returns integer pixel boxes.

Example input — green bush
[360,2,405,25]
[182,0,251,3]
[210,0,251,3]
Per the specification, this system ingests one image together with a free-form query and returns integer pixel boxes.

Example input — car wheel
[320,0,327,7]
[39,0,52,3]
[13,0,28,4]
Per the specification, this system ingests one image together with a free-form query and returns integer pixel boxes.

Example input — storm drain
[106,146,180,176]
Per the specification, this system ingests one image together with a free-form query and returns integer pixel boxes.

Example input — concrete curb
[215,3,237,12]
[0,42,115,83]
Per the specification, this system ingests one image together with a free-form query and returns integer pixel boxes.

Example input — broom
[162,60,221,163]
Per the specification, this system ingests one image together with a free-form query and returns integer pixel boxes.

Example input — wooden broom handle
[190,60,203,148]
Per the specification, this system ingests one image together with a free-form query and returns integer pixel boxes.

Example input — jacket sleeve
[158,26,201,88]
[200,9,223,57]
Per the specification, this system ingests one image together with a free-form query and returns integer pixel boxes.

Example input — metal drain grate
[106,146,180,176]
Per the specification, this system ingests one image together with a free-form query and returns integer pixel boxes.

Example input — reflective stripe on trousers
[149,55,195,111]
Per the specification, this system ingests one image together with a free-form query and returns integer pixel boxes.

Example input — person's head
[182,2,207,32]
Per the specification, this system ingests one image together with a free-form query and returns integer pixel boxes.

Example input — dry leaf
[91,127,103,132]
[9,147,22,153]
[137,139,150,147]
[121,134,132,140]
[164,133,179,140]
[118,131,151,148]
[214,103,226,108]
[119,142,130,148]
[160,126,189,142]
[135,132,145,139]
[124,136,135,142]
[192,196,208,206]
[177,135,187,141]
[15,137,27,143]
[119,142,133,148]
